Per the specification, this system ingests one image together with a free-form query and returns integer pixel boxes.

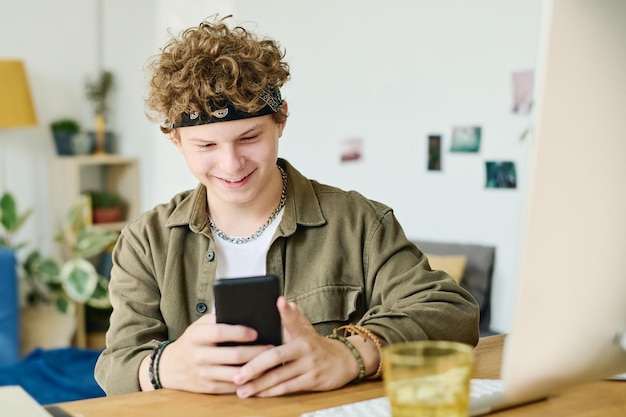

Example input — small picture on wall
[450,126,482,153]
[485,161,517,189]
[512,69,534,115]
[340,137,364,163]
[427,134,442,171]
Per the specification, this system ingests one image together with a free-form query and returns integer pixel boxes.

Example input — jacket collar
[278,158,326,236]
[164,158,326,236]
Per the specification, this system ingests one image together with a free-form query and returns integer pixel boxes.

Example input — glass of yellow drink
[383,340,474,417]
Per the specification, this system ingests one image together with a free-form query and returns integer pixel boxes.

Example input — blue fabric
[0,248,19,367]
[0,347,105,405]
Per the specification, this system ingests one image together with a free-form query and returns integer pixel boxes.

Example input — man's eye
[242,135,258,141]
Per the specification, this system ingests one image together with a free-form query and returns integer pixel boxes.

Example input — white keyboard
[300,396,390,417]
[468,379,506,416]
[300,379,506,417]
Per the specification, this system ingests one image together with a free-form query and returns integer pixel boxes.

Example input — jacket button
[204,250,215,261]
[196,302,208,314]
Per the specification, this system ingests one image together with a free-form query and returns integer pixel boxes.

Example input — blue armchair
[0,247,19,367]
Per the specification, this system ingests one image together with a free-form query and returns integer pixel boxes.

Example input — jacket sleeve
[94,228,167,395]
[358,210,480,347]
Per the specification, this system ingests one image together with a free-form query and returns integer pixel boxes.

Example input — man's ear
[277,101,289,138]
[168,129,183,150]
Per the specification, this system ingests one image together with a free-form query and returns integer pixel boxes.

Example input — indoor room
[1,1,624,416]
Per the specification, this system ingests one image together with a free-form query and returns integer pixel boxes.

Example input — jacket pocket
[291,285,362,324]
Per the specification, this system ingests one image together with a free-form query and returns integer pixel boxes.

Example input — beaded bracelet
[147,344,160,389]
[335,324,385,380]
[155,339,174,389]
[326,333,366,383]
[148,340,174,390]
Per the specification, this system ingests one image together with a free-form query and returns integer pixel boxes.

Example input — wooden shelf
[49,155,140,232]
[49,154,140,348]
[86,331,107,350]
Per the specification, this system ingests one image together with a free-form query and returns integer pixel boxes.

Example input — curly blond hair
[145,15,290,132]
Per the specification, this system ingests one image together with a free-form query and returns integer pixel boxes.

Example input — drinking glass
[383,340,474,417]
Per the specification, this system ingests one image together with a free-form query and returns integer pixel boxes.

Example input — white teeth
[222,172,251,183]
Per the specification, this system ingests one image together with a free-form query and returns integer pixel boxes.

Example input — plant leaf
[86,276,112,309]
[52,292,76,315]
[0,192,18,231]
[60,259,99,303]
[13,209,34,233]
[39,258,63,283]
[23,250,62,283]
[1,193,34,234]
[72,229,118,258]
[1,192,34,249]
[66,198,90,236]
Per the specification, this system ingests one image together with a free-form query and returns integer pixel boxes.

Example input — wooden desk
[56,335,625,417]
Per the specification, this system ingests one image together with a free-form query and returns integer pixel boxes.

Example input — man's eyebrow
[238,123,265,137]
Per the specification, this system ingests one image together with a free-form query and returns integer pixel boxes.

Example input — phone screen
[213,274,282,346]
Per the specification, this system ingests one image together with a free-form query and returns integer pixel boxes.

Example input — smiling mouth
[221,171,254,184]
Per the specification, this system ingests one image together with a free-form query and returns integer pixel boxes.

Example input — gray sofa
[412,240,496,336]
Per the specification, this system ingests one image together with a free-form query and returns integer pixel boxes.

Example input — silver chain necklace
[208,165,287,245]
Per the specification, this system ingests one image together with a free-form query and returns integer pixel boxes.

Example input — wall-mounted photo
[339,138,364,163]
[512,69,534,115]
[427,134,442,171]
[485,161,517,189]
[450,126,481,153]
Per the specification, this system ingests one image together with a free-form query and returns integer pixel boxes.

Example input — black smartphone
[213,274,282,346]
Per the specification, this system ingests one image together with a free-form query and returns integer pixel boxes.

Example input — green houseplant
[2,192,118,353]
[22,196,119,314]
[85,71,114,117]
[85,70,115,154]
[88,190,126,224]
[50,119,80,133]
[50,118,81,156]
[0,193,118,314]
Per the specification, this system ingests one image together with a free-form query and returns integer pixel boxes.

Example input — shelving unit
[49,154,140,231]
[48,154,140,348]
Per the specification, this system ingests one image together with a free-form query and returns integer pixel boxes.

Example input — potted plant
[22,196,119,312]
[85,70,115,154]
[88,190,126,224]
[50,118,81,156]
[20,196,119,353]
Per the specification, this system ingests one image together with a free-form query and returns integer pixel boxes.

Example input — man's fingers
[277,296,313,340]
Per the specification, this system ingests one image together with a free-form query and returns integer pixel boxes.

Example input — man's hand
[139,314,273,393]
[231,297,369,397]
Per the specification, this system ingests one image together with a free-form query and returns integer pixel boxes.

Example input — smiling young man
[94,15,479,398]
[174,116,286,238]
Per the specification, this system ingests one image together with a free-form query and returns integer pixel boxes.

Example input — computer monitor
[500,0,626,406]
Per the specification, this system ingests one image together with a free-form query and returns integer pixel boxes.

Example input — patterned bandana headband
[169,86,282,128]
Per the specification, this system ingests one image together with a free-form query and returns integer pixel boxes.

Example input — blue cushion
[0,347,105,405]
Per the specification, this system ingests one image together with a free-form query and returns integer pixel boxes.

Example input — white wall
[1,0,543,333]
[1,0,101,253]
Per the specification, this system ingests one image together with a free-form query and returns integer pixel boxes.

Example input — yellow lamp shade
[0,60,37,128]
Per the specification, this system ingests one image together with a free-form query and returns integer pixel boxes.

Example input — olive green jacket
[95,159,479,395]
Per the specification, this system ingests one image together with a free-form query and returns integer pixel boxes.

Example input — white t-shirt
[213,207,284,279]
